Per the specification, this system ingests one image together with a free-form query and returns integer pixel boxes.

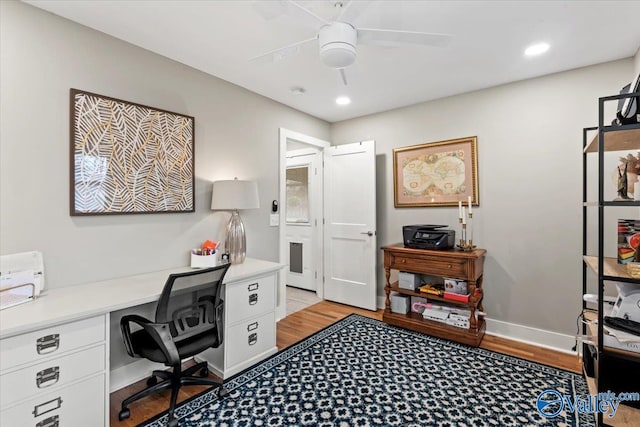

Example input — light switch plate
[270,214,279,227]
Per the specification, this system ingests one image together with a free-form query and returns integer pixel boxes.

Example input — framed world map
[393,136,479,208]
[70,89,195,215]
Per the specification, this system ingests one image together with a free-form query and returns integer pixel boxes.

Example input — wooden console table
[382,244,486,346]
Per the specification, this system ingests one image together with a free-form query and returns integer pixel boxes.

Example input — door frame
[277,128,330,320]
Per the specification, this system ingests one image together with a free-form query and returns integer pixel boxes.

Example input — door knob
[360,231,374,236]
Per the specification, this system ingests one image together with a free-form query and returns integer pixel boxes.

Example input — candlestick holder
[456,212,476,252]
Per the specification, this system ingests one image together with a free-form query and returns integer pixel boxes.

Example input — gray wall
[0,0,330,289]
[635,47,640,75]
[2,0,638,341]
[330,59,635,335]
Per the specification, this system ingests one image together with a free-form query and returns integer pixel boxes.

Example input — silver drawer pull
[36,415,59,427]
[36,366,60,389]
[249,293,258,305]
[247,322,259,332]
[33,397,62,418]
[247,282,259,291]
[36,334,60,355]
[248,332,258,346]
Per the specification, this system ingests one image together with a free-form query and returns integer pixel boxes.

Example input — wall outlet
[270,214,279,227]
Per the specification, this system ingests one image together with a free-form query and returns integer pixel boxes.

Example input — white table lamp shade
[211,180,259,210]
[211,179,259,264]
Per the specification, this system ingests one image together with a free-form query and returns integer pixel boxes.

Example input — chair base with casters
[118,360,228,426]
[118,264,231,427]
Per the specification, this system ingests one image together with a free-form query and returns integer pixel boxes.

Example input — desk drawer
[0,374,105,427]
[0,315,105,372]
[226,274,275,324]
[0,344,105,408]
[392,256,467,277]
[226,311,275,368]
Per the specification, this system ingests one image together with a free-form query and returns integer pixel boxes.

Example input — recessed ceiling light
[290,86,306,95]
[336,96,351,105]
[524,43,550,57]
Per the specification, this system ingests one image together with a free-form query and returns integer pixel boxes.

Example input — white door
[285,149,321,291]
[323,141,377,311]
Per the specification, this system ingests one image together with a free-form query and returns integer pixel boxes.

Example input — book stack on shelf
[617,219,640,264]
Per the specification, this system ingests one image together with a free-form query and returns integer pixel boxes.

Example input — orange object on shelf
[201,240,218,251]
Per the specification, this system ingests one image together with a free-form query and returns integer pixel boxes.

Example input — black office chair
[118,264,231,426]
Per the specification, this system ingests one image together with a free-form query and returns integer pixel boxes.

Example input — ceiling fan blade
[357,28,452,48]
[336,0,374,24]
[252,1,328,29]
[251,0,288,21]
[286,1,329,28]
[249,36,317,64]
[339,69,348,86]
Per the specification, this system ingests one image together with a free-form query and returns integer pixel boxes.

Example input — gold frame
[393,136,479,208]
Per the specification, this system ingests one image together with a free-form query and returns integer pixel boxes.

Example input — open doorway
[285,148,320,292]
[277,129,330,320]
[277,129,378,320]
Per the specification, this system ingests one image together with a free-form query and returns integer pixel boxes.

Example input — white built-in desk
[0,258,283,427]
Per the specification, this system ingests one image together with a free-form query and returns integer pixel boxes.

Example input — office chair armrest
[120,314,180,364]
[215,299,224,344]
[120,314,149,357]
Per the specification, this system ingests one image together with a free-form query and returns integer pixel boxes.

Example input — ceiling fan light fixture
[319,22,357,69]
[320,43,356,68]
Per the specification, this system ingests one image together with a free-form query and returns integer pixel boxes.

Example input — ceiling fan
[251,0,452,85]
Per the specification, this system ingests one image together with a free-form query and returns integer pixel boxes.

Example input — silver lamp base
[225,210,246,264]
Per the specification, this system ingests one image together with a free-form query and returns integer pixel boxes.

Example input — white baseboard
[376,295,576,355]
[484,317,577,355]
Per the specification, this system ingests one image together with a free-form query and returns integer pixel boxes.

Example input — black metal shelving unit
[582,91,640,426]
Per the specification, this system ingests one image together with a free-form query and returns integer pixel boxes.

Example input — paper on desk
[0,270,37,310]
[604,325,640,343]
[0,251,44,294]
[0,269,42,294]
[1,270,35,288]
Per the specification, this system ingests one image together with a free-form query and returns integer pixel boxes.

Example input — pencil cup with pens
[190,240,220,268]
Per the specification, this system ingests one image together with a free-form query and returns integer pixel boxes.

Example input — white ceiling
[25,0,640,123]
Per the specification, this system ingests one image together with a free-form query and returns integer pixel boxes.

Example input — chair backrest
[155,264,230,343]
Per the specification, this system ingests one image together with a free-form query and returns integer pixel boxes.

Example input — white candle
[468,196,472,215]
[462,207,466,224]
[458,201,462,219]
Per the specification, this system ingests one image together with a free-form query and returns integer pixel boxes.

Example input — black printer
[403,225,455,250]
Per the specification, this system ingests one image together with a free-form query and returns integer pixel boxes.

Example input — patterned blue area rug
[139,314,594,427]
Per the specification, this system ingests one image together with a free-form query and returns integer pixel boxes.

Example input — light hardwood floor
[285,285,321,316]
[110,301,638,426]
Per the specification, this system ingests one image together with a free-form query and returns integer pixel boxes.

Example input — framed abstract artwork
[393,136,479,207]
[70,89,195,215]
